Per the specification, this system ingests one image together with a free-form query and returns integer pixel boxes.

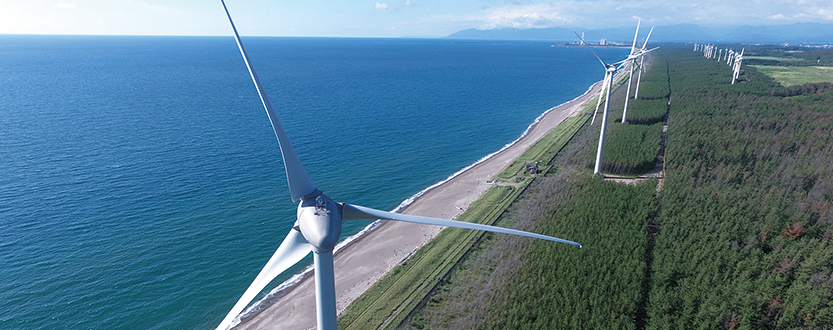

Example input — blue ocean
[0,35,627,329]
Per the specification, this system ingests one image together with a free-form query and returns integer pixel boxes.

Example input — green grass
[750,65,833,86]
[494,112,589,180]
[745,56,804,62]
[338,183,528,330]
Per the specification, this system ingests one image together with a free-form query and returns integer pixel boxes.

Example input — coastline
[232,78,607,330]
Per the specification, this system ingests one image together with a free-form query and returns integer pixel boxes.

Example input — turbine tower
[216,2,582,330]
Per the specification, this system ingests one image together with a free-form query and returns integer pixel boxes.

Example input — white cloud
[471,3,571,29]
[53,2,76,8]
[402,0,414,6]
[375,2,389,10]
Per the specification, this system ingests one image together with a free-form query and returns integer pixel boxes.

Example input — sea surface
[0,35,627,329]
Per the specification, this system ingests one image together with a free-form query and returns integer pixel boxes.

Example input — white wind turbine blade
[630,18,641,56]
[216,228,313,330]
[636,47,660,60]
[341,204,582,247]
[640,27,654,52]
[222,0,318,202]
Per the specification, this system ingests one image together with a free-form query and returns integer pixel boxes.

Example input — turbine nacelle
[297,193,342,252]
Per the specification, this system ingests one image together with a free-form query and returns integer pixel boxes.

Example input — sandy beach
[234,78,607,330]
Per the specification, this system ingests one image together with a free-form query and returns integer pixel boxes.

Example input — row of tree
[646,47,833,329]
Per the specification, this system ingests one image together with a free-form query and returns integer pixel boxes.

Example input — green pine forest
[342,45,833,329]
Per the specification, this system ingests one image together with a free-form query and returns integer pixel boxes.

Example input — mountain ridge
[447,23,833,44]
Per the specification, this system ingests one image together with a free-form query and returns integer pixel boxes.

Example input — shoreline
[232,78,607,330]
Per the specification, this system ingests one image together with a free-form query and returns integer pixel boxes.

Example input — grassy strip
[625,98,668,125]
[338,182,529,330]
[494,112,590,180]
[750,65,833,86]
[745,56,805,62]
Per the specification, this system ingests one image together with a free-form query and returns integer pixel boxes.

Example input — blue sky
[1,0,832,37]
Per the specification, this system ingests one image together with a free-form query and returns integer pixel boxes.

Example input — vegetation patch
[405,171,657,329]
[624,98,668,125]
[601,122,663,175]
[338,183,526,330]
[745,56,805,62]
[750,65,833,86]
[474,175,657,329]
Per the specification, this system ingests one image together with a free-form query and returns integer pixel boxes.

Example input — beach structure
[524,161,540,175]
[216,1,581,330]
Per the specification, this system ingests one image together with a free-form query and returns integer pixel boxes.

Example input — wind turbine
[216,2,581,330]
[732,48,744,84]
[574,31,628,175]
[633,27,655,100]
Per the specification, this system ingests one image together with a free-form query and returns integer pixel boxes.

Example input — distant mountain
[447,23,833,45]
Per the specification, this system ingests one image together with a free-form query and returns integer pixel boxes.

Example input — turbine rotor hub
[297,193,342,253]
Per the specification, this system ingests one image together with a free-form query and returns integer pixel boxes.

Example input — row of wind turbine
[216,1,581,330]
[577,19,656,175]
[694,43,744,84]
